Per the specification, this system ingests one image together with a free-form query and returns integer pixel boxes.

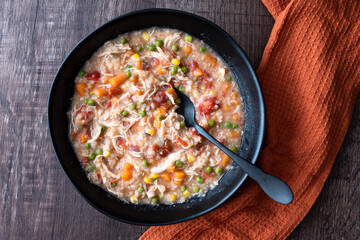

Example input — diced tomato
[109,86,122,96]
[129,145,140,152]
[117,137,127,149]
[85,70,101,81]
[203,172,215,179]
[188,58,198,71]
[146,144,157,159]
[202,78,212,89]
[70,131,76,138]
[176,137,189,148]
[198,96,219,114]
[80,157,89,167]
[153,58,160,66]
[105,101,112,109]
[189,127,201,137]
[153,90,169,107]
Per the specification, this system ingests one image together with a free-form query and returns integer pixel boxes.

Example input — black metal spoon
[174,88,294,204]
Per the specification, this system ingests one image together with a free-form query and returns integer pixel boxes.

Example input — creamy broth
[68,28,244,204]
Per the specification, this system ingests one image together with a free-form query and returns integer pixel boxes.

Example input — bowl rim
[47,8,265,225]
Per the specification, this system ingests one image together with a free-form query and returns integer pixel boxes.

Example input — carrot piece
[231,91,238,98]
[219,154,231,168]
[156,66,164,74]
[167,165,176,173]
[134,60,142,70]
[94,87,108,98]
[120,171,132,181]
[183,44,192,54]
[123,162,134,171]
[166,87,178,99]
[80,132,88,143]
[232,113,239,121]
[193,68,203,77]
[173,170,185,185]
[75,82,87,97]
[109,72,128,87]
[224,104,230,111]
[204,53,217,67]
[130,75,138,83]
[229,131,241,138]
[154,120,162,129]
[222,82,230,92]
[161,173,171,182]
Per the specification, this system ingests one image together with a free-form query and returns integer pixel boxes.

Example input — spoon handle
[194,124,293,204]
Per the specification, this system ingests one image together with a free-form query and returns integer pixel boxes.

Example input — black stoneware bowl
[48,9,265,225]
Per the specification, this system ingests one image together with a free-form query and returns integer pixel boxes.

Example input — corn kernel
[150,173,159,179]
[142,33,150,41]
[187,155,196,162]
[104,151,110,157]
[144,177,152,183]
[170,194,177,202]
[235,101,240,105]
[172,59,180,65]
[154,120,162,129]
[132,53,140,59]
[183,190,190,197]
[146,128,156,136]
[121,84,127,90]
[130,196,138,203]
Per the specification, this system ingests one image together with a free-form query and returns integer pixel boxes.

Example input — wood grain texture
[0,0,358,239]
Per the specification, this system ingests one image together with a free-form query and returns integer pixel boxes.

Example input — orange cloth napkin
[141,0,360,239]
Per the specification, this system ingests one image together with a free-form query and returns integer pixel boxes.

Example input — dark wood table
[1,0,358,239]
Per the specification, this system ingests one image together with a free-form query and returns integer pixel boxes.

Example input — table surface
[1,0,359,239]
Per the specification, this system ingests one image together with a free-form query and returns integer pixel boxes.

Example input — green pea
[138,110,146,117]
[88,153,96,160]
[231,147,237,153]
[126,65,132,69]
[87,99,95,106]
[200,46,207,53]
[171,66,178,74]
[155,39,164,47]
[232,124,238,129]
[85,143,91,149]
[120,37,128,44]
[121,110,128,117]
[172,44,179,51]
[180,185,187,192]
[175,98,181,105]
[136,46,143,52]
[111,182,117,187]
[100,125,106,132]
[196,176,204,183]
[149,45,156,51]
[206,166,213,173]
[215,167,223,174]
[83,98,88,105]
[152,196,159,204]
[126,70,131,78]
[224,122,232,128]
[166,100,172,104]
[226,76,232,82]
[95,149,103,155]
[180,121,185,128]
[208,119,215,127]
[193,185,200,193]
[138,186,145,193]
[88,164,96,172]
[185,35,193,42]
[142,160,149,167]
[157,115,164,121]
[179,86,185,92]
[128,103,136,110]
[175,160,182,167]
[79,70,86,77]
[181,66,189,74]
